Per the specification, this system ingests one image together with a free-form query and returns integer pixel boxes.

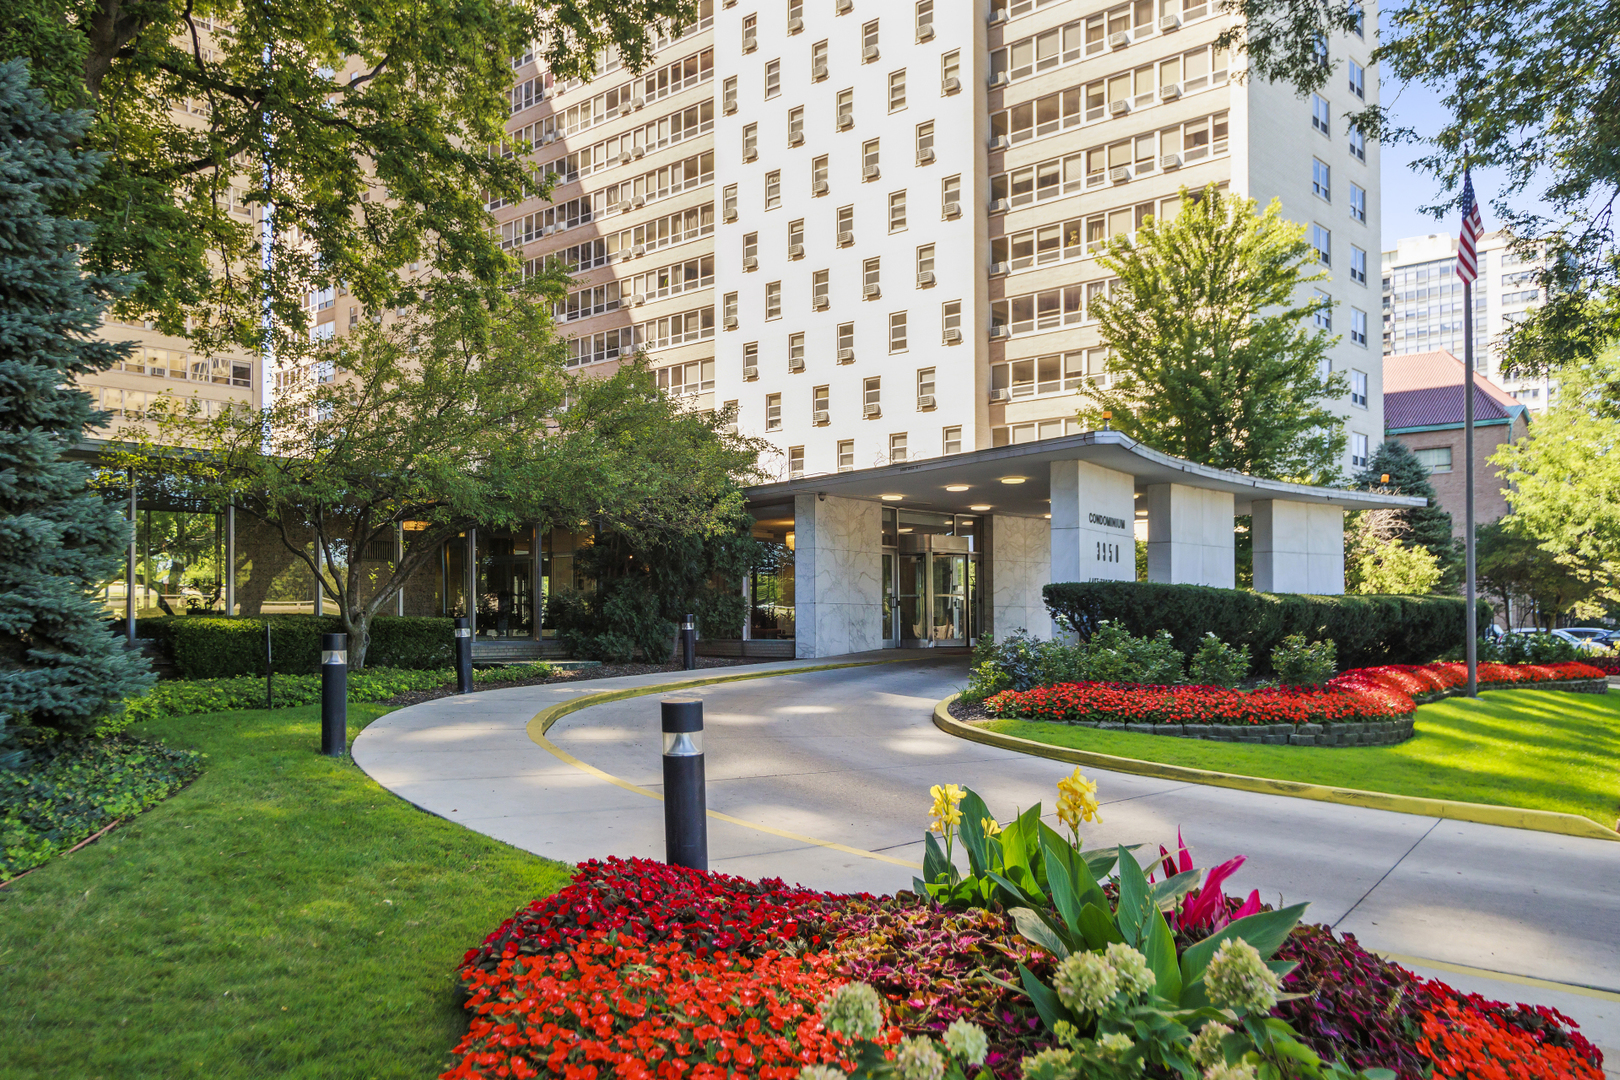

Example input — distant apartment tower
[495,0,1380,477]
[1381,231,1556,411]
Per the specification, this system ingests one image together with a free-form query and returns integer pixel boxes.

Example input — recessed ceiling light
[897,527,913,533]
[969,504,992,512]
[880,493,904,501]
[945,484,971,492]
[1000,476,1027,485]
[1043,513,1052,519]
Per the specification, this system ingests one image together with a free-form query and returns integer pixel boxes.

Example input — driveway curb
[931,695,1620,843]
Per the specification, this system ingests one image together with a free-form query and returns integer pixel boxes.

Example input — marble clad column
[1144,483,1236,588]
[988,514,1052,641]
[793,494,884,659]
[1049,459,1137,592]
[1251,500,1346,594]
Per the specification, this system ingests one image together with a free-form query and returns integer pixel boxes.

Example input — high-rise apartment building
[497,0,1381,480]
[1381,231,1556,411]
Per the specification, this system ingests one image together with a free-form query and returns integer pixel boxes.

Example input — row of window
[89,386,243,420]
[510,47,714,131]
[760,368,942,432]
[991,189,1252,271]
[519,206,715,275]
[776,426,967,478]
[492,148,712,218]
[1310,159,1367,223]
[112,348,253,387]
[990,112,1228,211]
[988,0,1231,86]
[1309,92,1368,161]
[516,99,714,189]
[734,300,962,371]
[547,8,715,97]
[555,254,717,322]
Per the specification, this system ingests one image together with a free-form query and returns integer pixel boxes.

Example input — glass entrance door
[898,553,927,644]
[477,528,535,638]
[931,554,969,644]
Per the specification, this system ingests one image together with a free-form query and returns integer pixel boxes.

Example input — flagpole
[1463,274,1478,697]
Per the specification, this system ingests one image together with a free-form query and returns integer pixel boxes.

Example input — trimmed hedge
[136,615,454,678]
[1042,581,1492,672]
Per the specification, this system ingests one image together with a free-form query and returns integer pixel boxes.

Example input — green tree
[1475,518,1599,629]
[1224,0,1620,384]
[1351,441,1461,589]
[1085,184,1347,481]
[0,0,696,362]
[0,61,153,740]
[119,272,764,669]
[1351,541,1442,595]
[1492,347,1620,614]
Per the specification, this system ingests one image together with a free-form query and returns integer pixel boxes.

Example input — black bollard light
[454,615,473,694]
[320,632,347,757]
[680,612,696,671]
[661,698,708,871]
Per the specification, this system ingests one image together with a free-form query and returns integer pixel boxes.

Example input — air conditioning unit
[743,365,760,379]
[990,135,1011,150]
[724,207,739,221]
[862,164,881,180]
[837,113,855,129]
[988,9,1009,24]
[724,99,738,114]
[789,130,805,145]
[916,148,936,164]
[916,270,936,287]
[1159,13,1181,30]
[543,224,556,235]
[990,387,1011,401]
[787,16,804,32]
[723,315,740,329]
[1160,152,1183,169]
[813,409,829,424]
[837,230,854,246]
[863,283,881,298]
[1110,166,1132,182]
[542,131,557,144]
[990,325,1011,339]
[1161,82,1182,100]
[619,150,632,164]
[837,347,855,362]
[632,96,646,110]
[989,71,1011,89]
[862,45,880,62]
[864,402,882,417]
[990,198,1011,213]
[917,24,935,41]
[941,76,961,94]
[812,63,829,80]
[631,194,646,207]
[789,356,806,371]
[944,201,961,219]
[632,293,646,306]
[743,255,759,270]
[812,179,830,195]
[632,145,645,158]
[990,261,1010,276]
[835,0,851,12]
[743,146,758,162]
[813,295,830,309]
[942,328,962,343]
[917,394,936,409]
[1109,30,1131,47]
[1109,99,1131,115]
[721,423,738,435]
[631,243,646,256]
[743,35,757,52]
[788,243,805,258]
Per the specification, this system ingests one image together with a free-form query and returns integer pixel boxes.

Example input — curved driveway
[354,655,1620,1065]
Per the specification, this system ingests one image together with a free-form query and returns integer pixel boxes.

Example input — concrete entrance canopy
[743,430,1426,658]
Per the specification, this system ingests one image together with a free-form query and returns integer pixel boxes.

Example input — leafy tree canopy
[1084,184,1347,481]
[1475,518,1602,629]
[1351,440,1460,589]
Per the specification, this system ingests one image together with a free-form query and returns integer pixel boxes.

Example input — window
[789,332,805,369]
[838,321,855,356]
[917,367,935,405]
[788,217,804,249]
[889,69,907,111]
[743,14,758,51]
[812,384,829,420]
[789,446,805,477]
[744,341,760,374]
[863,20,879,53]
[812,269,829,306]
[723,291,738,324]
[812,155,829,192]
[811,39,828,79]
[1351,245,1368,285]
[743,122,759,158]
[942,299,961,339]
[723,183,738,220]
[765,170,782,208]
[1311,35,1329,69]
[916,0,934,36]
[1349,127,1366,161]
[941,50,960,91]
[1312,159,1330,201]
[864,377,881,413]
[765,59,781,98]
[1349,1,1364,37]
[743,231,759,261]
[766,281,782,318]
[1311,94,1330,136]
[889,190,907,231]
[838,440,855,470]
[838,205,854,236]
[1415,446,1453,474]
[863,257,881,290]
[788,106,805,143]
[889,311,908,351]
[788,0,803,21]
[916,244,935,278]
[889,432,908,462]
[836,88,854,127]
[1309,223,1331,265]
[1349,182,1366,223]
[1350,368,1368,406]
[942,426,961,455]
[916,121,934,162]
[1348,59,1365,100]
[942,174,960,214]
[862,138,880,175]
[1351,309,1368,348]
[766,392,782,430]
[724,76,739,112]
[1351,432,1368,468]
[1313,289,1332,330]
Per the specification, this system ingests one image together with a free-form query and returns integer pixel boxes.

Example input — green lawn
[0,704,570,1080]
[986,688,1620,827]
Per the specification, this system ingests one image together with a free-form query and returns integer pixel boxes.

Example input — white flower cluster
[798,1066,848,1080]
[1202,1063,1258,1080]
[1188,1022,1234,1068]
[895,1036,947,1080]
[1103,942,1157,998]
[1202,938,1282,1013]
[1052,943,1158,1015]
[818,981,885,1040]
[942,1019,990,1066]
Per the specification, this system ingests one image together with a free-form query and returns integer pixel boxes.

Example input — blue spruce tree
[0,59,152,742]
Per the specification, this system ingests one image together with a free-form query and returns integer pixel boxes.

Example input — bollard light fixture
[661,698,708,870]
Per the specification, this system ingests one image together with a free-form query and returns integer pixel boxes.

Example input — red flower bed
[1585,657,1620,676]
[985,661,1606,727]
[1417,981,1604,1080]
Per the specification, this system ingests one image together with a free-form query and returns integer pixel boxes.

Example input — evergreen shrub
[138,615,453,678]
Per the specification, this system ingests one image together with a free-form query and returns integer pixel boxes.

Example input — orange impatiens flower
[1418,991,1604,1080]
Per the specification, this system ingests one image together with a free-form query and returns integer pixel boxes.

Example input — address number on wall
[1096,541,1122,563]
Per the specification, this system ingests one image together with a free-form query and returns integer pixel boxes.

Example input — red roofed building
[1383,350,1529,536]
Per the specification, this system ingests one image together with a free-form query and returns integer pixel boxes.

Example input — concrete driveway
[353,654,1620,1067]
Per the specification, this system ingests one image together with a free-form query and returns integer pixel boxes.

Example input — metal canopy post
[225,503,236,616]
[126,476,137,642]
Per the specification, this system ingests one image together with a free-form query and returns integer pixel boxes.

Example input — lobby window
[1312,159,1330,201]
[1313,289,1332,330]
[788,446,805,477]
[1349,126,1366,161]
[941,50,959,92]
[812,269,829,307]
[1311,94,1330,135]
[811,40,828,81]
[813,383,829,420]
[1351,309,1369,348]
[743,231,759,262]
[1351,245,1368,285]
[765,59,781,99]
[1310,224,1331,265]
[765,170,782,209]
[766,392,782,430]
[889,310,908,351]
[788,217,804,251]
[942,426,962,455]
[836,88,854,127]
[766,281,782,319]
[1350,182,1366,223]
[1415,446,1453,474]
[743,123,759,159]
[789,331,805,370]
[724,76,739,112]
[916,243,935,280]
[838,439,855,471]
[889,69,907,111]
[1350,368,1368,406]
[942,173,960,215]
[812,155,829,193]
[916,121,934,162]
[1351,431,1368,467]
[788,106,805,144]
[889,432,908,462]
[1348,59,1365,100]
[864,376,881,413]
[917,366,935,405]
[889,190,907,231]
[723,184,738,220]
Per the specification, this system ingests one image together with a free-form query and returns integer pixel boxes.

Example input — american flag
[1456,169,1484,284]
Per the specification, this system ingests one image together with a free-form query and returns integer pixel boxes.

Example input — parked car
[1508,627,1614,653]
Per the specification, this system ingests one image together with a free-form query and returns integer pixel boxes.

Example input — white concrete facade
[1143,483,1235,589]
[1251,499,1346,594]
[791,493,885,657]
[987,513,1051,639]
[1049,459,1135,587]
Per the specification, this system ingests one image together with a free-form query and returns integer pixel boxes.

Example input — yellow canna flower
[1056,768,1102,831]
[981,816,1003,837]
[929,783,965,833]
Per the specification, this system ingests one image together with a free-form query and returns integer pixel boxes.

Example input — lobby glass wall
[886,509,981,647]
[748,502,795,640]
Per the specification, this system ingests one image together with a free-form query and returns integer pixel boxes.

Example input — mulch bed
[947,698,993,722]
[380,656,758,707]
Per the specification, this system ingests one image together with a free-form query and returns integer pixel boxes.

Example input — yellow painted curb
[525,657,929,870]
[1375,953,1620,1003]
[932,695,1620,843]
